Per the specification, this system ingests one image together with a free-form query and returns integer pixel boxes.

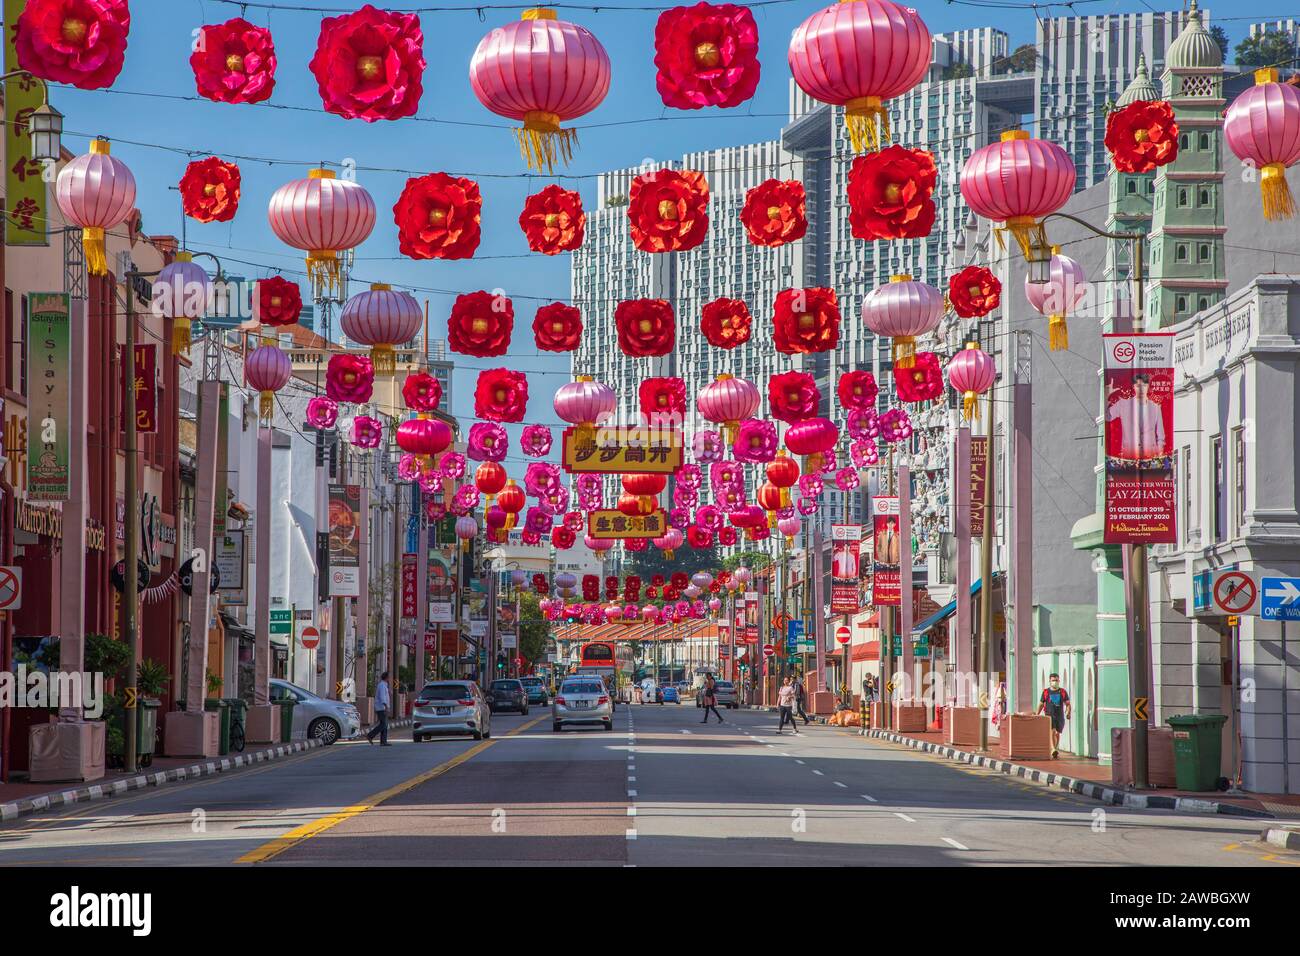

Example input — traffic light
[496,653,506,671]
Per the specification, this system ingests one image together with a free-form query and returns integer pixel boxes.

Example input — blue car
[520,676,550,705]
[661,685,680,704]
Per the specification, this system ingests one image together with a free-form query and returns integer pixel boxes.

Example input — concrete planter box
[244,704,280,745]
[946,706,983,748]
[894,702,927,733]
[28,721,105,784]
[809,691,836,715]
[163,710,219,758]
[354,697,375,726]
[869,702,886,729]
[1110,727,1178,788]
[999,713,1053,760]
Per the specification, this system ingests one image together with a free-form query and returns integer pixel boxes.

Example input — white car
[552,678,613,732]
[269,679,360,745]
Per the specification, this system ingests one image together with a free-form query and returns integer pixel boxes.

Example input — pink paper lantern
[784,417,839,474]
[947,342,997,421]
[340,283,423,375]
[861,274,943,369]
[55,138,136,278]
[960,130,1075,260]
[268,168,376,297]
[1023,250,1088,351]
[1224,67,1300,221]
[554,376,617,442]
[696,374,760,446]
[244,344,291,422]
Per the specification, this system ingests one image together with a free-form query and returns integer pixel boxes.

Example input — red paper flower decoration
[639,377,686,425]
[847,145,938,241]
[255,276,303,328]
[474,368,529,423]
[699,297,752,349]
[309,4,424,122]
[326,353,374,404]
[519,185,585,255]
[532,302,583,352]
[768,371,821,424]
[837,370,878,412]
[615,299,676,357]
[552,526,576,550]
[448,290,513,357]
[653,2,760,110]
[16,0,130,90]
[402,371,442,412]
[740,179,806,247]
[1105,99,1179,174]
[179,156,241,224]
[394,172,481,260]
[948,265,1002,319]
[190,17,276,104]
[629,169,709,253]
[893,351,944,404]
[772,288,840,354]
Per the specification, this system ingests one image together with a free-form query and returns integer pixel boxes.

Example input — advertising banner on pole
[830,524,863,614]
[25,292,70,500]
[328,484,362,596]
[4,2,49,248]
[871,497,901,606]
[401,553,417,619]
[970,436,988,537]
[119,344,157,433]
[1103,333,1176,544]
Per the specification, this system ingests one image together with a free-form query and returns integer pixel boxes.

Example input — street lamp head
[1026,232,1053,285]
[29,102,63,163]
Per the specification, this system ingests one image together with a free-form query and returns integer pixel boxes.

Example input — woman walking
[699,673,724,724]
[776,677,801,735]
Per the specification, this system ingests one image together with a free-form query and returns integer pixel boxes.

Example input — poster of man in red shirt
[1103,333,1176,544]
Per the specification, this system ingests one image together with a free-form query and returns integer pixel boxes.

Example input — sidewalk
[745,705,1296,820]
[0,717,413,824]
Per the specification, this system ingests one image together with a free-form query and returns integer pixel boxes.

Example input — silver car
[552,678,613,732]
[269,679,361,745]
[413,680,492,742]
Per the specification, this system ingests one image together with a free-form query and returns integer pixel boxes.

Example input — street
[0,705,1288,867]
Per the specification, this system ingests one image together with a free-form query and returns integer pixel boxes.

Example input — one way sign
[1261,577,1300,621]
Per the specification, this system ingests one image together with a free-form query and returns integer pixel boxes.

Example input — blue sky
[45,0,1289,437]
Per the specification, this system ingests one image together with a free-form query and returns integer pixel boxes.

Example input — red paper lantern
[740,179,806,247]
[309,4,425,122]
[615,299,675,357]
[629,169,709,253]
[474,461,508,503]
[179,157,240,224]
[623,473,666,512]
[519,185,585,254]
[397,417,452,459]
[784,417,838,473]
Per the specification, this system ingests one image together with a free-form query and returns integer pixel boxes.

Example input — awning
[851,640,880,662]
[911,572,1001,637]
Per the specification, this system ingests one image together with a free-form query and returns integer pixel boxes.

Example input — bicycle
[229,709,246,753]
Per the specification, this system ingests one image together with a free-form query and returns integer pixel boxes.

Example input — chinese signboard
[4,1,48,247]
[25,292,70,500]
[119,344,157,433]
[401,553,417,619]
[830,524,862,614]
[439,629,460,656]
[586,508,667,539]
[214,529,247,606]
[871,497,901,606]
[970,436,988,537]
[561,426,684,474]
[328,484,362,596]
[1103,333,1176,544]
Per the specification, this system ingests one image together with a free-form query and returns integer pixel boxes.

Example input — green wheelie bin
[278,699,296,742]
[223,698,248,753]
[1167,713,1229,791]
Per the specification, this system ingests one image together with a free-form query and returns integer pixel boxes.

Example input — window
[1179,132,1189,150]
[1199,132,1210,150]
[1177,294,1189,314]
[1177,188,1189,208]
[1233,427,1247,535]
[1176,243,1188,262]
[1199,295,1211,311]
[1198,243,1211,263]
[1212,436,1225,543]
[1199,188,1212,207]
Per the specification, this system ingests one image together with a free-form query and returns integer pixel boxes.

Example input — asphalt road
[0,702,1291,867]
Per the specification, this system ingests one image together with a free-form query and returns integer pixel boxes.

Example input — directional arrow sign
[1261,577,1300,621]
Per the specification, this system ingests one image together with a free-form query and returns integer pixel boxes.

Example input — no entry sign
[835,625,851,645]
[299,625,321,650]
[1211,570,1259,617]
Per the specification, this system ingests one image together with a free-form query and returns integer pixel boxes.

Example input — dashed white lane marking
[895,813,917,823]
[627,807,637,817]
[834,781,847,788]
[861,795,877,803]
[680,729,692,734]
[812,769,825,776]
[795,759,806,765]
[626,829,638,840]
[942,837,969,851]
[781,753,792,757]
[628,789,638,797]
[628,776,637,782]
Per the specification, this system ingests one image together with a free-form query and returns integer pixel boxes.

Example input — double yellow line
[237,714,547,864]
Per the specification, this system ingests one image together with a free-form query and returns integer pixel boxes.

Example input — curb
[1262,827,1300,851]
[0,717,414,825]
[856,727,1273,819]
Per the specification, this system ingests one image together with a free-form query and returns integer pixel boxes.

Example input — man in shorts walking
[1037,673,1071,758]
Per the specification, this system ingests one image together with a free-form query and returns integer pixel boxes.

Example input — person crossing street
[792,672,810,724]
[776,677,801,735]
[699,672,724,723]
[366,671,392,747]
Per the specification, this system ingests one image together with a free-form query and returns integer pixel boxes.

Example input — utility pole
[978,389,995,751]
[123,270,140,773]
[880,446,896,730]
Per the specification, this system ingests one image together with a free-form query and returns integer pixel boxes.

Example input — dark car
[487,679,529,715]
[520,676,549,705]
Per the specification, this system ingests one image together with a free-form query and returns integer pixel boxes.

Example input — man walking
[1036,673,1071,758]
[792,672,810,725]
[699,672,724,724]
[776,677,801,735]
[367,670,392,746]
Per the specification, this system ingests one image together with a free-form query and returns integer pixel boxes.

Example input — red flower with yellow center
[474,368,529,423]
[448,290,513,357]
[393,171,481,260]
[629,168,709,253]
[768,371,821,424]
[892,351,944,404]
[532,302,582,352]
[179,156,241,224]
[653,2,760,110]
[847,145,938,241]
[519,184,585,255]
[16,0,130,90]
[402,371,442,412]
[255,276,302,328]
[948,265,1002,319]
[1105,99,1179,174]
[772,288,840,355]
[190,16,276,104]
[615,299,676,357]
[325,353,374,404]
[740,179,807,247]
[308,4,425,122]
[699,297,752,349]
[639,377,686,425]
[837,370,878,412]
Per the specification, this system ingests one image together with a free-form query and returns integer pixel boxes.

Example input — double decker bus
[577,641,635,701]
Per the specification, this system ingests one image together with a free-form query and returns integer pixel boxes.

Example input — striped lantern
[788,0,931,153]
[553,375,617,444]
[1023,247,1087,351]
[268,168,376,297]
[55,138,137,277]
[960,130,1076,260]
[946,342,997,420]
[244,344,291,422]
[1224,68,1300,221]
[469,9,611,173]
[340,283,423,375]
[153,251,214,354]
[861,274,944,368]
[696,373,760,446]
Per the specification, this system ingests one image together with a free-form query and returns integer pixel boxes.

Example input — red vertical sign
[969,436,988,537]
[1103,333,1176,543]
[119,343,157,433]
[871,497,901,606]
[401,552,417,619]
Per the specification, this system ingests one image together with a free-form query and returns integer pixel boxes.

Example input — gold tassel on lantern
[173,317,192,355]
[994,215,1046,261]
[82,225,108,276]
[1048,314,1069,351]
[306,249,340,297]
[844,96,889,153]
[892,336,917,369]
[259,390,275,422]
[1261,163,1296,221]
[515,111,577,175]
[962,391,978,421]
[371,343,396,376]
